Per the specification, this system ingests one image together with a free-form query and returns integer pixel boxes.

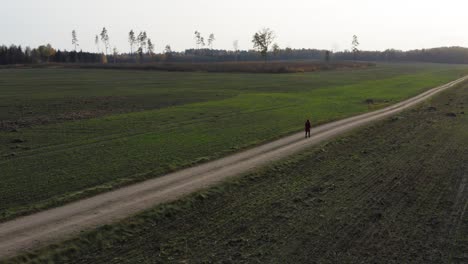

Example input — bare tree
[72,30,79,51]
[252,28,275,61]
[137,31,148,62]
[352,35,360,60]
[138,31,148,52]
[194,31,202,49]
[128,30,136,55]
[100,27,110,55]
[95,35,100,53]
[147,38,155,58]
[208,33,215,49]
[144,32,148,51]
[200,37,205,48]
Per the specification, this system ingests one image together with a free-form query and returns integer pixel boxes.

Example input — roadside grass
[1,63,468,221]
[7,73,468,264]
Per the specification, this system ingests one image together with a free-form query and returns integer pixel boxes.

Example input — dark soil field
[9,73,468,263]
[0,60,374,74]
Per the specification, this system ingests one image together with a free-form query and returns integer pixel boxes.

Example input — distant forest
[3,44,468,65]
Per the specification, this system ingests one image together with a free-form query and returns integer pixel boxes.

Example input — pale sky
[2,0,468,53]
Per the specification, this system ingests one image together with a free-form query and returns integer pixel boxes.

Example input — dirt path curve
[1,76,467,260]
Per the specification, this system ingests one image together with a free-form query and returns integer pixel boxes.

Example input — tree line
[0,45,102,64]
[3,27,468,65]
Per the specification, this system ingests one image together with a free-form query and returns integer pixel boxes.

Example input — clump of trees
[192,31,216,56]
[126,30,158,63]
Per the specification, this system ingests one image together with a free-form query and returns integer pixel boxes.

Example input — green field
[1,63,468,221]
[8,67,468,264]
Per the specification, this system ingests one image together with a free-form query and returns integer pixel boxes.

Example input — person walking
[305,119,311,138]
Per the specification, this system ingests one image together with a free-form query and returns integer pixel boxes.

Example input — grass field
[1,63,468,221]
[8,67,468,264]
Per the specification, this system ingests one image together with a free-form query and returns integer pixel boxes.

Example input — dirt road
[0,76,467,260]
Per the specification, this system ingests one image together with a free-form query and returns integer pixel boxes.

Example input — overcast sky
[2,0,468,53]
